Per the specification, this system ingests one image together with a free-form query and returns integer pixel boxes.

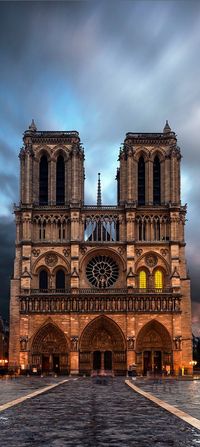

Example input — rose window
[86,255,119,288]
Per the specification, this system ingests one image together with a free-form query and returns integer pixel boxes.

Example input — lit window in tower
[139,270,147,289]
[154,269,163,290]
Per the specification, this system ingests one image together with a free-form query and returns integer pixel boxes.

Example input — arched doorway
[79,316,126,375]
[31,322,69,374]
[136,320,172,375]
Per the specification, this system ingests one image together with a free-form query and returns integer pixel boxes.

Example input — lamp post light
[189,360,197,375]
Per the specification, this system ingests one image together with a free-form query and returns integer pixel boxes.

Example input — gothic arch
[134,147,150,162]
[32,251,70,275]
[136,319,172,352]
[35,147,51,162]
[150,147,165,162]
[135,250,170,275]
[31,321,69,354]
[79,316,126,375]
[80,315,126,351]
[30,321,70,374]
[53,147,69,162]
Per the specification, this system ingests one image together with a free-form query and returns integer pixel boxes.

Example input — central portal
[93,350,112,371]
[79,316,126,375]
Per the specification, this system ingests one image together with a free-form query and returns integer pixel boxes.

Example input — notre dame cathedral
[9,120,192,375]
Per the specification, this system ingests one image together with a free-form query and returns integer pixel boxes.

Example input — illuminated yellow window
[139,270,147,289]
[155,270,163,289]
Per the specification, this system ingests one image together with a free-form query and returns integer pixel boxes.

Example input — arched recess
[79,316,126,375]
[55,269,65,290]
[39,154,48,205]
[136,320,172,375]
[153,155,161,205]
[138,156,145,205]
[56,155,65,205]
[39,269,48,290]
[31,322,69,374]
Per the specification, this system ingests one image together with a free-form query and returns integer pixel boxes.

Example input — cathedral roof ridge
[24,128,80,140]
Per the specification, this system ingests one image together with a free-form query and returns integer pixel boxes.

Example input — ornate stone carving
[127,336,135,350]
[160,249,168,257]
[118,246,125,255]
[173,336,182,350]
[20,336,28,351]
[145,254,158,267]
[80,246,87,255]
[45,253,58,267]
[63,249,70,257]
[92,330,112,349]
[86,255,119,288]
[32,249,40,257]
[135,249,143,257]
[71,336,79,351]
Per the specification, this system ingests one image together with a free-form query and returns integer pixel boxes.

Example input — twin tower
[9,121,192,376]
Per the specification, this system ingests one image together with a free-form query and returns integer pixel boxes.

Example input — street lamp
[189,360,197,368]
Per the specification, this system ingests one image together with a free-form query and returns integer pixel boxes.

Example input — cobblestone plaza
[0,377,200,446]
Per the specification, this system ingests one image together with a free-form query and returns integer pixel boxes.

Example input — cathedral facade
[9,120,192,375]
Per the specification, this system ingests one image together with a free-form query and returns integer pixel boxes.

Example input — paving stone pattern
[0,376,65,405]
[135,378,200,420]
[0,378,200,447]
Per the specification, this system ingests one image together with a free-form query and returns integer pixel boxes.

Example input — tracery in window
[86,255,119,288]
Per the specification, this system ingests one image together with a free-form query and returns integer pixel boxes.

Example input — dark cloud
[0,218,15,318]
[0,0,200,322]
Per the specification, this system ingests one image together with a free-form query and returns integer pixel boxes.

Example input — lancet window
[139,270,147,289]
[39,155,48,205]
[33,215,70,242]
[39,269,48,290]
[136,215,169,242]
[56,269,65,290]
[138,156,145,205]
[56,155,65,205]
[154,269,163,290]
[153,156,161,205]
[84,215,119,242]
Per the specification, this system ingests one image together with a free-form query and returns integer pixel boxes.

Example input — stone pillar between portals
[70,352,79,374]
[127,351,136,369]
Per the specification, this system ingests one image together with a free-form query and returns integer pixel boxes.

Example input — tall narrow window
[154,269,163,290]
[39,155,48,205]
[39,269,48,290]
[153,156,161,205]
[138,156,145,205]
[56,269,65,290]
[56,155,65,205]
[139,270,147,289]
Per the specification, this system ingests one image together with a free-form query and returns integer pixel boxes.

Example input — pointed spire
[29,119,37,132]
[97,172,102,207]
[163,120,171,134]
